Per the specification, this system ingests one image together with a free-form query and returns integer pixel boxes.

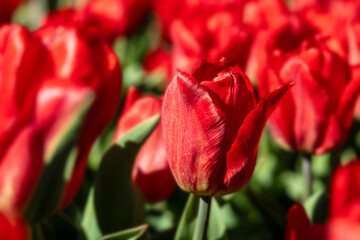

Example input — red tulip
[284,203,326,240]
[0,24,122,220]
[170,7,253,76]
[346,21,360,119]
[0,25,50,218]
[143,48,172,87]
[82,0,151,41]
[247,15,317,83]
[34,25,122,208]
[153,0,243,42]
[299,1,360,46]
[258,36,359,154]
[113,87,176,203]
[328,160,360,240]
[0,0,23,24]
[162,60,292,196]
[42,0,151,44]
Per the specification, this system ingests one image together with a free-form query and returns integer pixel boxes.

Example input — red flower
[284,203,326,240]
[34,25,122,208]
[153,0,243,42]
[42,0,151,44]
[346,21,360,119]
[0,24,122,219]
[170,7,252,76]
[162,60,292,196]
[258,36,359,154]
[328,160,360,240]
[247,15,317,83]
[113,87,176,203]
[82,0,151,41]
[143,48,172,86]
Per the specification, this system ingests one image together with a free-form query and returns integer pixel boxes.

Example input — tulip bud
[259,36,360,154]
[162,60,291,196]
[285,203,326,240]
[113,87,176,203]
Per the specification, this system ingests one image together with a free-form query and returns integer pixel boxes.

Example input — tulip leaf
[100,224,148,240]
[246,188,287,239]
[304,189,329,224]
[31,211,85,240]
[82,114,160,239]
[24,93,94,224]
[174,195,226,240]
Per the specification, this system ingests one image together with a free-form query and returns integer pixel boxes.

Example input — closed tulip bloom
[284,203,326,240]
[113,87,176,203]
[328,160,360,240]
[162,60,292,196]
[258,36,360,154]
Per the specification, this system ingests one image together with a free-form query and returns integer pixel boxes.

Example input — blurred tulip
[0,24,122,221]
[284,203,326,240]
[346,21,360,119]
[34,24,122,208]
[153,0,243,42]
[328,160,360,240]
[42,0,151,44]
[162,60,292,196]
[82,0,151,42]
[143,48,172,88]
[247,15,317,83]
[258,36,359,154]
[0,0,23,24]
[113,87,175,203]
[170,7,252,76]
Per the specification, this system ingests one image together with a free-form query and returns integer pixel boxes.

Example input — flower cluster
[1,0,360,239]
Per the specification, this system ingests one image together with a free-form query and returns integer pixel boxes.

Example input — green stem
[193,196,212,240]
[302,154,312,200]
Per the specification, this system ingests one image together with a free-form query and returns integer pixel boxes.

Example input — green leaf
[246,188,287,239]
[24,92,94,224]
[31,211,86,240]
[174,195,226,240]
[82,114,160,239]
[303,189,329,224]
[100,224,148,240]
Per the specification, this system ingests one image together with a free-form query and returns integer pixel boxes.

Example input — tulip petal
[315,69,360,154]
[162,72,227,195]
[330,161,360,217]
[220,82,292,195]
[0,126,43,218]
[280,58,329,153]
[284,204,311,240]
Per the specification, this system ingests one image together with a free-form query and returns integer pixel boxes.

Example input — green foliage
[82,115,160,240]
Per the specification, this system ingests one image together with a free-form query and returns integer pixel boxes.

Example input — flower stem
[193,196,212,240]
[302,154,312,200]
